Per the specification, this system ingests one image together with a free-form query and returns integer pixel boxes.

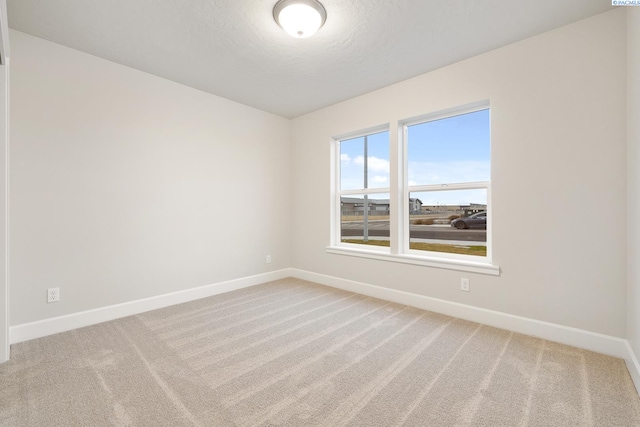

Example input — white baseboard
[290,269,629,360]
[625,341,640,395]
[10,269,293,344]
[8,266,640,396]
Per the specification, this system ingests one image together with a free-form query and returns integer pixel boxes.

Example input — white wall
[0,63,7,362]
[628,7,640,370]
[291,10,628,337]
[10,30,291,325]
[0,0,9,363]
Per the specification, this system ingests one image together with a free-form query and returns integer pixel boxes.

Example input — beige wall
[9,30,291,325]
[0,0,8,363]
[0,62,6,361]
[291,10,628,337]
[628,7,640,365]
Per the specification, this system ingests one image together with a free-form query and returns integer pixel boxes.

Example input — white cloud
[371,175,388,184]
[407,161,489,185]
[354,156,389,173]
[340,153,351,163]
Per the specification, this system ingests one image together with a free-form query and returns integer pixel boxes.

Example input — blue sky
[340,109,490,205]
[340,130,389,190]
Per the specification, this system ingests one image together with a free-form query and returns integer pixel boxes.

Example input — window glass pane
[340,131,389,190]
[340,193,390,248]
[407,109,490,186]
[409,189,487,257]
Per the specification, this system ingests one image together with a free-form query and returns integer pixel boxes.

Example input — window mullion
[340,188,390,196]
[408,181,489,193]
[331,139,339,246]
[389,121,402,255]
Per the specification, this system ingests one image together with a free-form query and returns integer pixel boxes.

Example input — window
[405,106,490,260]
[336,128,390,251]
[330,102,497,275]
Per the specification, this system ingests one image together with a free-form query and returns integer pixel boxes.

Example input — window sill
[326,246,500,276]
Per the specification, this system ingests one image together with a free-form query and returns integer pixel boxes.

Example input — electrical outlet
[266,255,272,264]
[47,287,60,303]
[460,278,470,292]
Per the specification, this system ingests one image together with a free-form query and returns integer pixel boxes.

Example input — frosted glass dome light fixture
[273,0,327,38]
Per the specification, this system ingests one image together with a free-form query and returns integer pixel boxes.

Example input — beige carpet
[1,278,639,426]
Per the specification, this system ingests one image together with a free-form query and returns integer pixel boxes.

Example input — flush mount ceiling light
[273,0,327,38]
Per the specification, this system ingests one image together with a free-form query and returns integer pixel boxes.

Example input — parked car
[451,211,487,229]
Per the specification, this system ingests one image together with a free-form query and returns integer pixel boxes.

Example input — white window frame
[328,101,499,276]
[331,125,391,254]
[402,102,492,263]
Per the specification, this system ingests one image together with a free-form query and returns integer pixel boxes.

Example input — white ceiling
[7,0,612,118]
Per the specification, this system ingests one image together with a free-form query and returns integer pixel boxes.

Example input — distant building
[421,204,462,213]
[421,203,487,215]
[463,203,487,216]
[409,198,422,214]
[340,197,389,214]
[341,197,423,214]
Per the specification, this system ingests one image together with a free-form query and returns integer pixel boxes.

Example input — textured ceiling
[7,0,612,118]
